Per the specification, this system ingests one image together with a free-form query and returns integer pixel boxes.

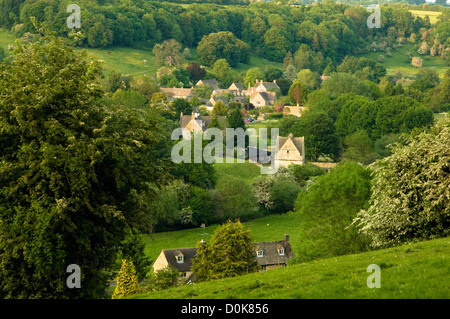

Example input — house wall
[153,251,169,272]
[184,118,203,132]
[260,264,287,271]
[276,138,304,166]
[251,94,267,108]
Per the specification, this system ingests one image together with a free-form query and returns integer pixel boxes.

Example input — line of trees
[0,0,444,66]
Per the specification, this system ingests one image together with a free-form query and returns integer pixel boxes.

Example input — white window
[278,248,285,256]
[257,250,263,257]
[177,255,184,263]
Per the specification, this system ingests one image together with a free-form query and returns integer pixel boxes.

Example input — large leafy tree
[353,120,450,248]
[191,220,258,281]
[294,161,372,262]
[197,31,250,67]
[0,36,169,298]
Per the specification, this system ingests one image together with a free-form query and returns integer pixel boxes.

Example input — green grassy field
[143,213,301,266]
[135,236,450,299]
[0,29,282,79]
[409,10,442,25]
[360,43,448,79]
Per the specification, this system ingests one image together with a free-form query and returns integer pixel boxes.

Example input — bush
[267,112,283,120]
[353,120,450,248]
[112,260,141,299]
[289,163,327,187]
[294,162,372,262]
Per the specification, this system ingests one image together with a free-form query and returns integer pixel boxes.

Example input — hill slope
[135,237,449,299]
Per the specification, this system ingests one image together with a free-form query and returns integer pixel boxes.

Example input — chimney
[284,234,289,242]
[273,79,277,84]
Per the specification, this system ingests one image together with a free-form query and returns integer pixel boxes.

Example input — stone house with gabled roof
[253,235,295,271]
[252,79,280,93]
[153,247,198,282]
[275,133,306,167]
[179,112,226,132]
[249,91,277,108]
[195,79,220,91]
[153,235,295,282]
[160,87,193,101]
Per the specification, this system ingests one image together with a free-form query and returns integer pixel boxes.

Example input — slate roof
[196,79,220,90]
[252,240,295,266]
[156,236,295,273]
[278,134,305,154]
[254,81,280,91]
[161,247,197,272]
[160,87,193,98]
[250,91,277,103]
[180,114,213,130]
[229,82,245,91]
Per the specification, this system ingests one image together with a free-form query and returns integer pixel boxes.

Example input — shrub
[112,260,141,299]
[353,120,450,248]
[294,162,372,262]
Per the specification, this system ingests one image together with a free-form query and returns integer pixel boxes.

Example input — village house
[246,80,279,107]
[153,247,197,282]
[195,78,220,91]
[275,133,306,167]
[160,87,193,101]
[249,91,277,108]
[283,105,307,117]
[153,235,295,282]
[179,112,213,133]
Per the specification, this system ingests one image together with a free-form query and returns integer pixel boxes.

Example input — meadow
[409,10,442,25]
[136,236,450,299]
[360,43,448,79]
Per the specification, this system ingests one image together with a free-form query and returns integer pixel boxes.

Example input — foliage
[197,31,250,67]
[321,72,372,98]
[213,176,257,221]
[252,167,295,212]
[289,163,327,187]
[288,81,309,105]
[270,179,301,214]
[117,232,152,281]
[0,36,169,298]
[294,162,372,262]
[191,220,258,281]
[112,260,140,299]
[153,39,183,67]
[212,100,227,116]
[353,120,450,248]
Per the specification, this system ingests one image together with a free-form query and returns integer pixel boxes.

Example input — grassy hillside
[0,29,282,79]
[135,236,450,299]
[360,43,448,78]
[143,213,302,266]
[409,10,442,24]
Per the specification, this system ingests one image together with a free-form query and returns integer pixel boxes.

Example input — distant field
[135,236,450,299]
[360,43,448,78]
[409,10,442,24]
[142,213,302,266]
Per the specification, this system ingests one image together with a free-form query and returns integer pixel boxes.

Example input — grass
[434,112,449,125]
[142,213,302,268]
[214,161,262,186]
[409,10,442,25]
[360,43,449,79]
[135,236,450,299]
